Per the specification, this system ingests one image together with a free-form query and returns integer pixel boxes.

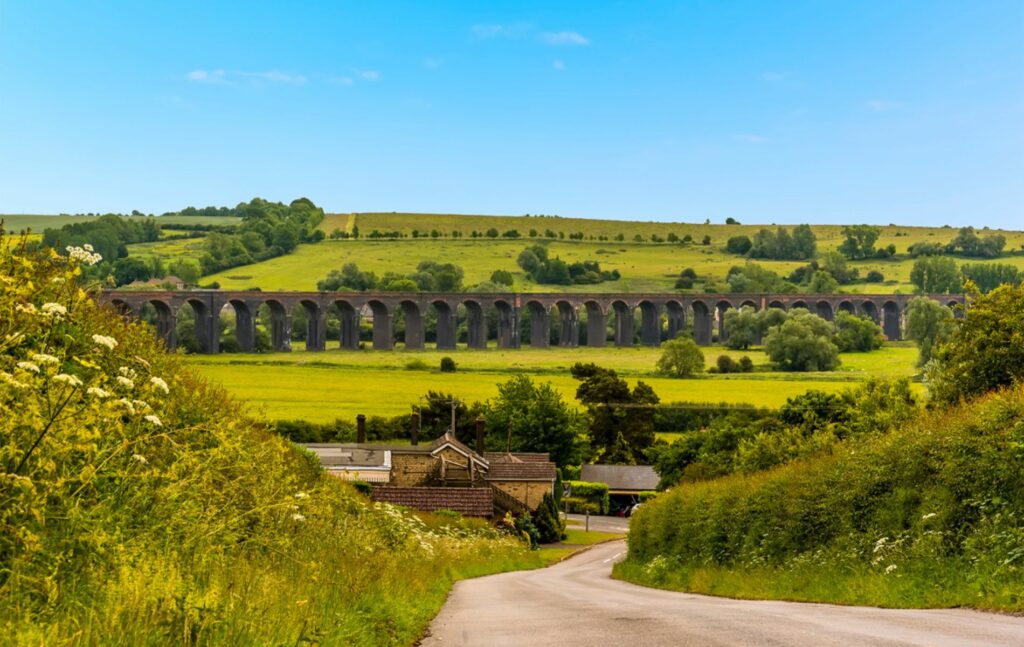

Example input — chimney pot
[356,414,366,444]
[410,412,420,446]
[475,416,485,455]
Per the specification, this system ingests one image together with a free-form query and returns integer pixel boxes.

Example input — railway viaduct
[99,290,965,354]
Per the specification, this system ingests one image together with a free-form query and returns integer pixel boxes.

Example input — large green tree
[837,225,881,260]
[910,256,961,294]
[485,375,586,466]
[571,363,659,464]
[904,297,955,367]
[960,263,1021,294]
[655,337,705,377]
[763,311,840,371]
[723,306,760,349]
[834,311,883,351]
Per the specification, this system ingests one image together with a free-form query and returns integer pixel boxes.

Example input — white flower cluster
[41,303,67,317]
[92,334,118,350]
[53,373,83,387]
[16,361,40,373]
[144,414,162,427]
[87,387,112,399]
[0,371,30,390]
[33,353,59,365]
[66,244,102,266]
[149,376,169,394]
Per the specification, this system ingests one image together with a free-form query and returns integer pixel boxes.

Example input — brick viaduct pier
[99,290,964,354]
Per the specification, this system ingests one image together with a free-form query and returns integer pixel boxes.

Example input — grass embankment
[119,212,1024,293]
[615,384,1024,611]
[0,239,541,645]
[184,344,918,420]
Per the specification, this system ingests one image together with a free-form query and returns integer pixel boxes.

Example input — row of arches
[108,294,958,354]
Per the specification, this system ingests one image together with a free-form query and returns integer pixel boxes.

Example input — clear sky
[1,1,1021,227]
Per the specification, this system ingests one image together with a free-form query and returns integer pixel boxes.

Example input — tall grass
[616,383,1024,610]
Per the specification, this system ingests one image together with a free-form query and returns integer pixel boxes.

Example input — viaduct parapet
[99,290,965,354]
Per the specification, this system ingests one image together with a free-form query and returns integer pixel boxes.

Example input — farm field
[1,213,239,234]
[185,343,920,422]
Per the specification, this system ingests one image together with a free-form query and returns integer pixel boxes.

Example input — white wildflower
[33,353,60,365]
[118,366,136,378]
[53,373,83,387]
[143,414,162,427]
[1,372,29,390]
[87,387,112,399]
[921,513,937,521]
[149,376,169,394]
[65,245,102,266]
[83,243,93,252]
[131,453,148,464]
[41,302,67,317]
[16,361,40,373]
[116,376,135,389]
[91,334,118,350]
[133,356,150,369]
[51,277,66,284]
[117,398,136,414]
[15,303,37,314]
[884,564,898,575]
[291,513,306,522]
[872,537,889,554]
[133,399,150,411]
[294,492,308,499]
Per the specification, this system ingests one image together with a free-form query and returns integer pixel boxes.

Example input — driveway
[422,540,1024,646]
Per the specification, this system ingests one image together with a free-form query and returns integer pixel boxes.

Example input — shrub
[533,492,566,544]
[725,235,752,255]
[716,355,738,373]
[439,356,457,372]
[738,356,754,373]
[404,358,430,371]
[834,311,884,351]
[680,267,698,279]
[866,270,885,282]
[567,480,610,515]
[763,311,840,371]
[674,277,694,289]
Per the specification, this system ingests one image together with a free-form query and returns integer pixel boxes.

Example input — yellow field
[185,343,921,422]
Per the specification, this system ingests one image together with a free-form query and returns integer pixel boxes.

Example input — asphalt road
[564,513,630,534]
[422,540,1024,647]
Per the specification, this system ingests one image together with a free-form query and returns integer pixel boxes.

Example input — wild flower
[15,303,37,314]
[65,245,102,265]
[133,400,150,411]
[41,302,67,317]
[143,414,162,427]
[33,353,60,365]
[292,513,306,522]
[0,371,29,390]
[131,454,148,464]
[83,243,93,252]
[53,373,83,387]
[884,564,898,574]
[91,334,118,350]
[116,376,135,390]
[118,366,136,378]
[16,361,40,373]
[117,398,136,414]
[294,492,308,499]
[133,356,150,368]
[51,277,66,284]
[873,537,889,553]
[150,376,169,394]
[922,512,937,520]
[87,387,112,399]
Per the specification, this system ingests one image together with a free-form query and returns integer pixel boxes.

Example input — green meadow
[185,343,920,422]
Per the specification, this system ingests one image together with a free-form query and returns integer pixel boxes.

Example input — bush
[866,270,885,282]
[834,311,884,351]
[716,355,738,373]
[680,267,698,279]
[738,356,754,373]
[656,337,705,378]
[567,480,610,515]
[404,359,430,371]
[439,356,457,372]
[763,311,840,371]
[725,235,752,255]
[533,492,565,543]
[674,277,694,289]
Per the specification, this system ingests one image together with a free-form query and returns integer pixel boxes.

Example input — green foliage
[818,250,860,284]
[905,297,955,367]
[834,311,884,351]
[748,225,816,260]
[572,363,658,464]
[515,244,619,286]
[960,263,1021,293]
[910,256,960,293]
[713,354,753,373]
[726,262,795,293]
[806,269,839,293]
[0,237,535,644]
[621,383,1024,611]
[490,269,514,286]
[837,224,881,260]
[725,235,752,255]
[763,310,840,371]
[947,226,1006,258]
[723,306,759,349]
[567,480,610,515]
[439,356,457,372]
[532,492,566,544]
[317,262,378,291]
[926,284,1024,405]
[42,214,160,266]
[485,375,587,466]
[656,337,705,378]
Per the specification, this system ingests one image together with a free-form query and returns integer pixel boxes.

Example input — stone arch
[462,299,487,348]
[223,299,257,352]
[429,300,455,350]
[882,300,901,340]
[665,300,686,340]
[494,299,517,348]
[296,299,326,351]
[584,300,607,347]
[145,299,176,350]
[691,300,713,345]
[816,300,834,321]
[611,300,634,347]
[367,299,393,350]
[261,299,291,352]
[838,300,855,315]
[335,300,360,349]
[517,300,544,348]
[399,300,424,350]
[768,299,786,311]
[185,297,218,354]
[739,299,758,311]
[860,300,880,324]
[790,300,809,312]
[639,300,661,346]
[551,301,578,347]
[715,300,732,343]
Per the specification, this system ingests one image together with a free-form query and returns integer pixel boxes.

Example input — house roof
[302,444,390,469]
[371,486,493,517]
[580,464,659,492]
[484,453,557,482]
[484,452,551,463]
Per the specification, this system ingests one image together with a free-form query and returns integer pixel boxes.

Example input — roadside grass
[561,529,626,546]
[184,343,919,420]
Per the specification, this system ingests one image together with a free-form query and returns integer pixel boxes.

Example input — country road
[422,540,1024,647]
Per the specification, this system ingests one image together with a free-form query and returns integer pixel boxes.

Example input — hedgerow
[0,234,535,644]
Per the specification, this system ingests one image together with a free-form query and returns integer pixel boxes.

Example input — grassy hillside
[1,214,240,234]
[159,213,1022,293]
[185,344,919,421]
[616,383,1024,611]
[0,237,541,644]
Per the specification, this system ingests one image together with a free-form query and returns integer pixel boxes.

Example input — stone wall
[490,480,553,511]
[390,453,438,486]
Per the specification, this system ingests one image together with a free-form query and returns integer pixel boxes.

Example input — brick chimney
[356,414,366,444]
[410,411,420,446]
[475,416,485,455]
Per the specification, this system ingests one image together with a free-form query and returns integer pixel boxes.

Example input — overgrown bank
[0,236,541,645]
[615,383,1024,610]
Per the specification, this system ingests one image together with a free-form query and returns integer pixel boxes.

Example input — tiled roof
[485,459,557,482]
[371,486,494,517]
[302,445,389,468]
[484,452,551,463]
[580,464,660,492]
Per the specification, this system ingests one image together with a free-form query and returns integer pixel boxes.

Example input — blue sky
[1,1,1021,227]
